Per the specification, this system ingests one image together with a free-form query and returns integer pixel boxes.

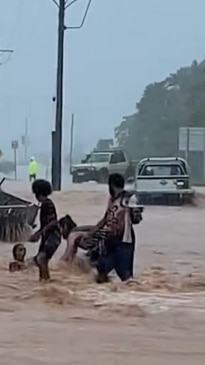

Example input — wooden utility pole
[53,0,65,191]
[51,130,57,185]
[24,117,28,162]
[51,0,92,191]
[69,113,74,174]
[11,140,18,181]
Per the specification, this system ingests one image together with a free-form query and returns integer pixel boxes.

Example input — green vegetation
[94,139,114,151]
[114,59,205,161]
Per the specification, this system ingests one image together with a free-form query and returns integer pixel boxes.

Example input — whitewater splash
[1,257,205,316]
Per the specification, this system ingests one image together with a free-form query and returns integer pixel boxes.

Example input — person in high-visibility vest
[29,157,38,182]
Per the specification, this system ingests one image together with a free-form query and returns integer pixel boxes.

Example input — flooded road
[0,181,205,364]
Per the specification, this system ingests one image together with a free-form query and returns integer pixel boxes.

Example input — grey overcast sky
[0,0,205,159]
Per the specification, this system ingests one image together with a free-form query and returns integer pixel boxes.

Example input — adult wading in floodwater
[60,173,143,283]
[9,175,143,283]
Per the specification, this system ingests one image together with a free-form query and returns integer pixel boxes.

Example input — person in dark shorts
[94,173,136,283]
[29,179,61,281]
[61,173,138,283]
[58,172,140,283]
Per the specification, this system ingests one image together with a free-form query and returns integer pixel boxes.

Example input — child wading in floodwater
[18,179,61,281]
[30,179,61,281]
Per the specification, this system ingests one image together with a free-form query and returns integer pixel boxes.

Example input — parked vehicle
[134,157,194,205]
[71,149,135,183]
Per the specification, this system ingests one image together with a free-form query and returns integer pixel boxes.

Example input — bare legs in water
[60,231,88,262]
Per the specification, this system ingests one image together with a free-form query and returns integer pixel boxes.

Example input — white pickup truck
[71,149,135,183]
[134,157,194,205]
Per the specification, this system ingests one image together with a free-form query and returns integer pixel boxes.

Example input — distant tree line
[94,139,114,151]
[113,59,205,160]
[93,60,205,183]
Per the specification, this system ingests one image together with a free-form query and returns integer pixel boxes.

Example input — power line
[65,0,92,29]
[51,0,59,6]
[65,0,80,10]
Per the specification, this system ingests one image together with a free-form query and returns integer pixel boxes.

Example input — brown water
[1,182,205,364]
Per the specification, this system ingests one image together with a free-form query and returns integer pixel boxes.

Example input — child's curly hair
[32,179,52,197]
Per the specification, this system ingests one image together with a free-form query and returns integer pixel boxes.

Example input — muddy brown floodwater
[1,182,205,364]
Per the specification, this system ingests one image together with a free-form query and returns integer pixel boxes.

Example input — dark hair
[58,214,77,239]
[12,243,26,262]
[108,173,125,189]
[32,179,52,197]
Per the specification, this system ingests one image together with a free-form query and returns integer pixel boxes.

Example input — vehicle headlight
[89,167,96,171]
[176,181,184,187]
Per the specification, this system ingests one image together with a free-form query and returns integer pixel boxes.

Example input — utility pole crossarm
[51,0,59,7]
[0,49,14,66]
[65,0,92,29]
[65,0,79,9]
[0,50,13,53]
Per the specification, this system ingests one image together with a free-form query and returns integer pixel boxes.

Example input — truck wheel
[125,166,135,180]
[72,175,81,183]
[98,169,108,184]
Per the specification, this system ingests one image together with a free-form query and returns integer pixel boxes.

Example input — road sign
[189,128,205,151]
[21,136,29,145]
[179,127,205,181]
[179,127,205,152]
[179,128,188,151]
[11,140,18,150]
